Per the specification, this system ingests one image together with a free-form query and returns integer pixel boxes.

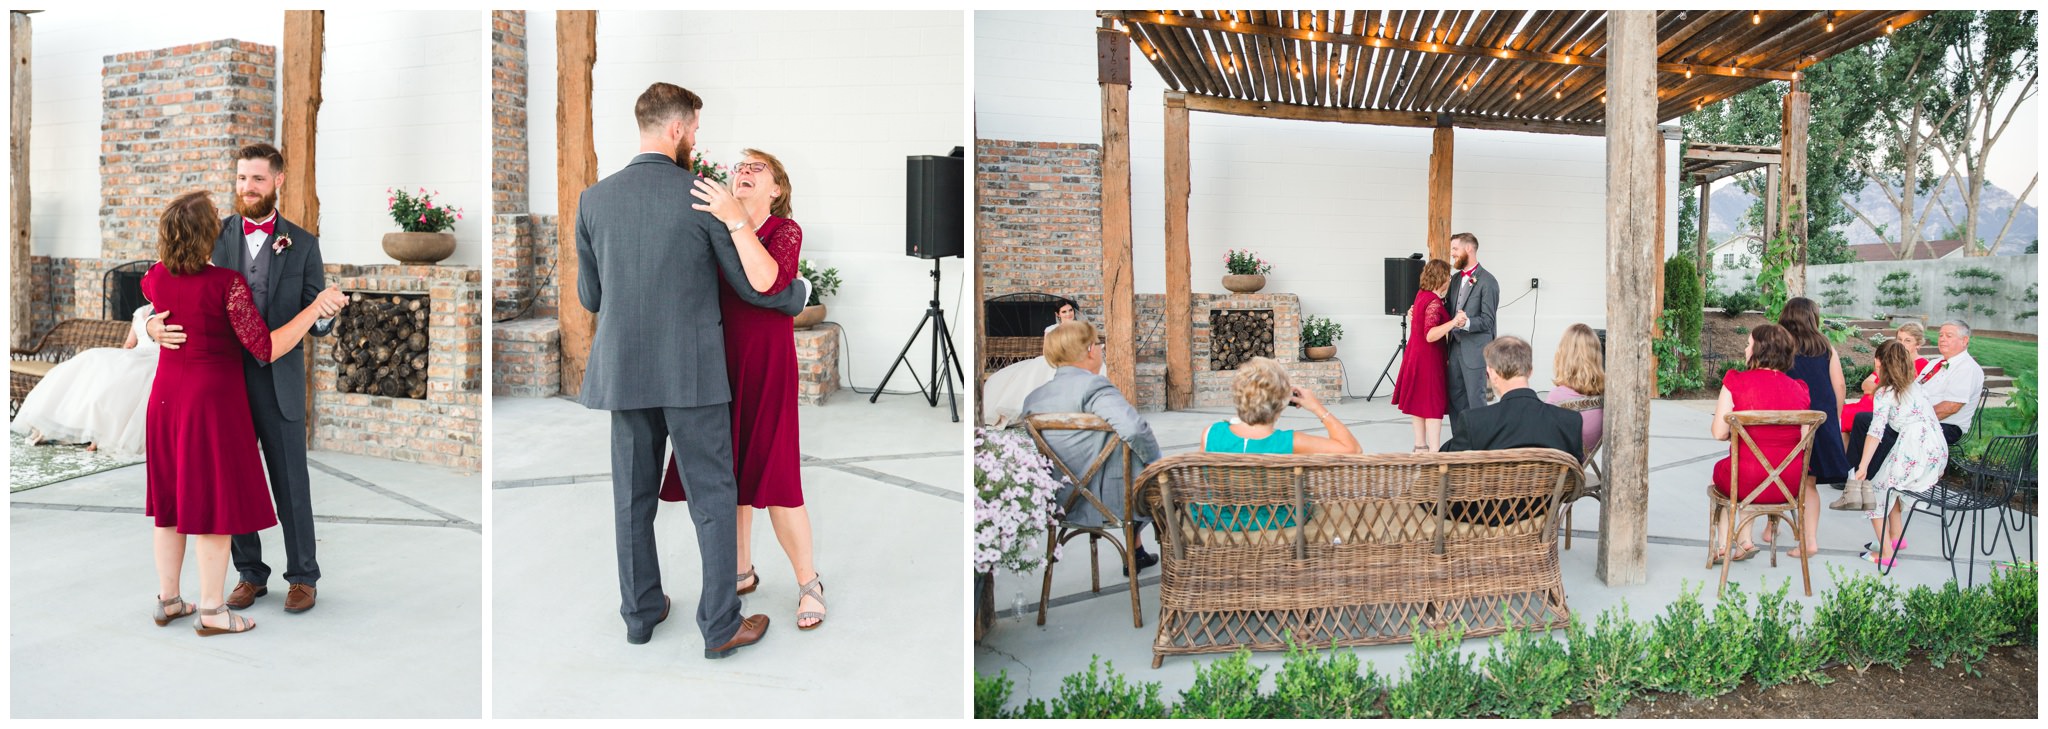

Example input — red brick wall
[490,10,528,213]
[975,138,1104,318]
[310,264,483,471]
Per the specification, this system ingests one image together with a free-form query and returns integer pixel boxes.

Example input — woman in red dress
[1392,259,1462,451]
[143,192,345,635]
[1706,324,1813,563]
[660,149,826,629]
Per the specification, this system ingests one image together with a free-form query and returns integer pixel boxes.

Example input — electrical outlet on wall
[1530,277,1540,289]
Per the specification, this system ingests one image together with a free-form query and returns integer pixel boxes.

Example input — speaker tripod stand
[871,258,964,422]
[1366,312,1408,401]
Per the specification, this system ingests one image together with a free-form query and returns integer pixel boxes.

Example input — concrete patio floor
[490,390,965,719]
[9,449,483,719]
[975,393,2033,705]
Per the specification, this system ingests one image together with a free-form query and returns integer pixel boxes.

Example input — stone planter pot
[794,304,827,330]
[1305,345,1337,361]
[1222,274,1267,293]
[973,570,995,644]
[382,232,456,265]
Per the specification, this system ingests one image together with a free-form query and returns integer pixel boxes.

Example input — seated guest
[980,301,1082,428]
[1439,336,1583,526]
[1020,320,1164,573]
[1543,323,1606,463]
[1709,324,1812,562]
[11,305,161,457]
[1838,319,1985,507]
[1840,322,1928,433]
[1196,356,1360,530]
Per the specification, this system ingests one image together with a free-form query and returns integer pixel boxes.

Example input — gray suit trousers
[611,406,741,649]
[1445,344,1488,431]
[232,363,319,586]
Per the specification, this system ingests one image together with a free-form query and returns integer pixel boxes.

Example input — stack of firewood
[1209,309,1275,370]
[334,293,429,399]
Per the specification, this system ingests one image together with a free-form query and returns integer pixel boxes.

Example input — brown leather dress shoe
[705,614,770,659]
[227,581,267,610]
[626,595,671,645]
[284,584,317,613]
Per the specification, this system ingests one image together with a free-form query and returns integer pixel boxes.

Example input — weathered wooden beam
[1684,147,1783,165]
[1698,179,1712,292]
[1765,163,1780,243]
[11,12,32,348]
[1780,90,1810,297]
[1099,27,1136,401]
[1182,93,1610,137]
[1598,10,1656,587]
[1163,92,1192,410]
[556,10,598,396]
[1105,10,1801,82]
[281,10,323,441]
[1427,124,1453,264]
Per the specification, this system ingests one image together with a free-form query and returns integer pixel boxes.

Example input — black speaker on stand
[1367,254,1425,401]
[874,147,967,421]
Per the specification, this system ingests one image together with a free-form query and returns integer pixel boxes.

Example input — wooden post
[1597,10,1656,586]
[11,12,31,348]
[1163,91,1192,410]
[1780,90,1810,297]
[556,11,598,397]
[1098,25,1136,400]
[282,10,323,441]
[1764,164,1779,246]
[1697,179,1711,292]
[1426,125,1454,263]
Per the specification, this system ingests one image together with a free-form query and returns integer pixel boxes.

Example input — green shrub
[1481,625,1574,718]
[1986,563,2040,646]
[1665,255,1704,354]
[1271,640,1387,718]
[2015,283,2037,322]
[1173,648,1269,718]
[1642,583,1754,698]
[974,671,1016,719]
[1302,315,1343,348]
[1903,581,2007,675]
[1810,567,1910,671]
[1568,603,1650,717]
[1821,271,1858,309]
[1046,657,1168,718]
[1875,269,1922,312]
[1387,623,1487,718]
[1750,579,1821,687]
[1844,363,1873,390]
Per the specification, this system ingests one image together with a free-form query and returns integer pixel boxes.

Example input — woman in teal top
[1195,357,1362,529]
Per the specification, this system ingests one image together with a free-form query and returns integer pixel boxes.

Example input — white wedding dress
[980,323,1100,428]
[10,306,158,457]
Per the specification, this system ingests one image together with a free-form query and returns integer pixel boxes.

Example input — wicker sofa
[1135,448,1585,667]
[11,319,131,416]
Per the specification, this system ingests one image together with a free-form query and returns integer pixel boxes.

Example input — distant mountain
[1703,177,2037,254]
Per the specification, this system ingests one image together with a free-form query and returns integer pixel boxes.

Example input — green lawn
[1970,335,2036,387]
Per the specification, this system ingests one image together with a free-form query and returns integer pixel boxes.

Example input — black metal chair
[1985,434,2039,564]
[1937,388,1996,481]
[1883,433,2037,586]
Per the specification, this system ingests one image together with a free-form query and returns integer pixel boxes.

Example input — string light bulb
[1825,18,1835,33]
[1752,11,1761,25]
[1885,22,1894,35]
[1685,66,1693,79]
[1554,89,1563,100]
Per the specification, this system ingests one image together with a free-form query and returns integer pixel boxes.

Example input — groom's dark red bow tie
[243,218,275,236]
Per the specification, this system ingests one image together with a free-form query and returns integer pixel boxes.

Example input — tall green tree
[1929,10,2038,256]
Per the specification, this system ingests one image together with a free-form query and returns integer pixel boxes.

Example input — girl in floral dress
[1851,339,1950,568]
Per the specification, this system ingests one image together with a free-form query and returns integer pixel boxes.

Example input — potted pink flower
[1223,248,1271,293]
[382,187,463,265]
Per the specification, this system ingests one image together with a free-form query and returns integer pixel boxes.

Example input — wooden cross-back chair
[1707,410,1825,597]
[1025,412,1145,629]
[1553,395,1604,550]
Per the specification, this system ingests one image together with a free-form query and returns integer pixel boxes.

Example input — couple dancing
[140,144,347,635]
[1392,232,1502,449]
[577,82,824,659]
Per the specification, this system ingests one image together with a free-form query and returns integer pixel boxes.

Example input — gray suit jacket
[576,152,808,411]
[1445,263,1500,368]
[212,214,331,423]
[1019,366,1162,527]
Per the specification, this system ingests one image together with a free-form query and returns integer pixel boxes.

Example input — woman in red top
[143,192,345,635]
[659,150,826,629]
[1707,324,1813,563]
[1839,322,1928,432]
[1392,259,1461,451]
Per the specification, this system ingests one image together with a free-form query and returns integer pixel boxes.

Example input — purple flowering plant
[974,427,1064,575]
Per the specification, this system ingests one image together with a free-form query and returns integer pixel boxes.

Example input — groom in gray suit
[576,82,809,658]
[1443,232,1500,431]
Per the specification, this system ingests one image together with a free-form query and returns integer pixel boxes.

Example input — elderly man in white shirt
[1843,319,1985,479]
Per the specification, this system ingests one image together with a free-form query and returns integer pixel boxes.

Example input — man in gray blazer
[576,83,809,659]
[1019,321,1163,572]
[147,143,344,615]
[1443,232,1500,431]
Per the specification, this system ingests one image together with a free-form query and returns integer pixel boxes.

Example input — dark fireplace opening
[334,292,429,399]
[1209,309,1274,371]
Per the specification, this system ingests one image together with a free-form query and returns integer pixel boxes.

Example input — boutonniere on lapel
[272,230,294,256]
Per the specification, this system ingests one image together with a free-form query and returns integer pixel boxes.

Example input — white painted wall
[526,11,968,394]
[977,11,1678,391]
[22,10,482,267]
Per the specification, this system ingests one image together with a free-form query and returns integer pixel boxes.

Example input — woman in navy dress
[1775,297,1848,557]
[144,191,345,635]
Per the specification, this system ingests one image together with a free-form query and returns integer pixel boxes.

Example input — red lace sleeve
[762,218,802,295]
[227,274,273,362]
[1423,297,1449,329]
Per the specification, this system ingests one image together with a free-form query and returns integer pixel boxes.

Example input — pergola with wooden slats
[1685,143,1786,289]
[1086,9,1928,585]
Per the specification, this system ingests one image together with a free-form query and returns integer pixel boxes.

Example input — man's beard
[236,189,277,221]
[1452,251,1469,269]
[674,138,693,167]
